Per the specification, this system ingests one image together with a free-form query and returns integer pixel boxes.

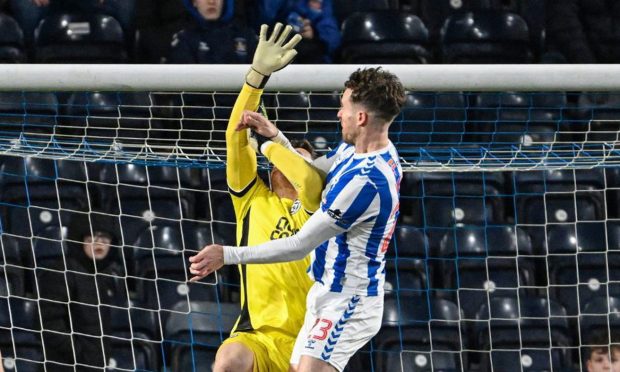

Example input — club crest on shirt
[290,199,302,215]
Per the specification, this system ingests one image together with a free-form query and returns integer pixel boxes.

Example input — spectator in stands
[167,0,258,64]
[134,0,189,63]
[9,0,135,46]
[38,214,126,371]
[585,332,620,372]
[546,0,620,63]
[255,0,340,63]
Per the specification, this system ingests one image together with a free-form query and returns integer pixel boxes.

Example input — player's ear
[356,110,368,126]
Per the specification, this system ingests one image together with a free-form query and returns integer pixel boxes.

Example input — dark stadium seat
[513,168,606,252]
[0,92,58,140]
[607,167,620,219]
[340,11,430,64]
[164,301,240,372]
[475,297,573,372]
[399,171,507,249]
[579,296,620,342]
[332,0,391,26]
[61,91,151,145]
[391,92,467,150]
[131,224,222,316]
[0,236,25,296]
[547,223,620,316]
[107,307,160,371]
[439,226,534,319]
[385,225,430,295]
[374,295,464,372]
[34,13,128,63]
[0,298,44,372]
[574,93,620,143]
[307,91,340,151]
[0,13,26,63]
[470,92,570,147]
[32,225,65,270]
[440,10,533,63]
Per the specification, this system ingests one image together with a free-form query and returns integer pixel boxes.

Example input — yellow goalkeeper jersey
[225,84,322,337]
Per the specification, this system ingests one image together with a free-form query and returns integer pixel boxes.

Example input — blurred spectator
[168,0,257,64]
[134,0,189,63]
[38,214,126,371]
[584,332,620,372]
[546,0,620,63]
[256,0,340,63]
[9,0,135,46]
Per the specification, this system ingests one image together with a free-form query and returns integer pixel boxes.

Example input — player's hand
[237,110,278,138]
[188,244,224,282]
[246,23,302,88]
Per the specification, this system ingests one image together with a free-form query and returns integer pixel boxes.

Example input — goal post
[0,64,618,372]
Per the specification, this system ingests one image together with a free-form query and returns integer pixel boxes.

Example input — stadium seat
[607,167,620,219]
[547,223,620,316]
[164,301,240,372]
[32,225,65,270]
[579,296,620,342]
[0,13,26,63]
[131,224,222,316]
[0,298,44,372]
[307,91,340,151]
[574,92,620,143]
[439,226,534,319]
[0,236,25,296]
[513,168,607,252]
[61,91,151,145]
[107,307,160,371]
[470,92,569,147]
[340,11,431,64]
[390,92,467,150]
[475,297,573,372]
[34,13,128,63]
[332,0,391,26]
[385,225,430,295]
[0,92,58,138]
[440,10,533,63]
[399,171,507,249]
[374,295,464,372]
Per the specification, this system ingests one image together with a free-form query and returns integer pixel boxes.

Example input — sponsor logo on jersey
[270,217,298,240]
[327,208,342,221]
[290,199,302,215]
[305,339,316,350]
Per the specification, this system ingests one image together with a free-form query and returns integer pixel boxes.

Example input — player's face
[193,0,223,21]
[83,233,112,261]
[588,349,620,372]
[337,88,360,145]
[271,147,313,193]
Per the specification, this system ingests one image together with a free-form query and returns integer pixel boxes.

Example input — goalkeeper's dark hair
[585,331,620,359]
[344,67,406,123]
[290,139,317,159]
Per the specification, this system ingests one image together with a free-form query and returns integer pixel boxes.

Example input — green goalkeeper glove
[246,23,303,89]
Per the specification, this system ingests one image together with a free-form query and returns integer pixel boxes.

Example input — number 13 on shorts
[310,318,333,341]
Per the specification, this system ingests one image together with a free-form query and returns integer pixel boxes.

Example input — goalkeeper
[211,23,325,372]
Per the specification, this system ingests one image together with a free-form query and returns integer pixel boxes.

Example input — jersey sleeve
[263,143,325,213]
[226,83,264,216]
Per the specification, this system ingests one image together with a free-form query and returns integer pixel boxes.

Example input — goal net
[0,64,618,371]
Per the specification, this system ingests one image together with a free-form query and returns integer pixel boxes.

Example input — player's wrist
[245,68,270,89]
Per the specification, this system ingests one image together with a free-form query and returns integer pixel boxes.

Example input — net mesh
[0,89,618,371]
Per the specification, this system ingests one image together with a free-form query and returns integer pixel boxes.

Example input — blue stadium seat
[439,226,534,319]
[399,171,507,249]
[61,91,151,145]
[107,307,160,371]
[131,224,222,316]
[35,13,128,63]
[547,223,620,316]
[579,296,620,342]
[440,10,533,63]
[164,301,240,372]
[332,0,391,26]
[0,92,57,138]
[0,13,25,63]
[0,236,25,296]
[574,93,620,143]
[385,225,430,295]
[340,11,430,64]
[374,295,464,372]
[475,297,573,372]
[470,92,569,147]
[391,92,467,150]
[513,168,607,252]
[0,298,44,372]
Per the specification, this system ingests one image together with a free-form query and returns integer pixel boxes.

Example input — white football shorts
[290,282,384,372]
